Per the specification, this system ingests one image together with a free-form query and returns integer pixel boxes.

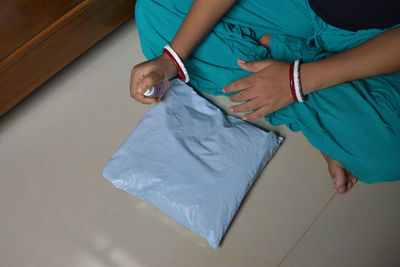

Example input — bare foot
[258,34,358,194]
[321,152,358,194]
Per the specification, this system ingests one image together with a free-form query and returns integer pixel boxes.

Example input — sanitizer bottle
[143,80,171,98]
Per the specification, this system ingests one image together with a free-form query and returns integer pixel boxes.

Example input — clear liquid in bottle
[143,80,171,98]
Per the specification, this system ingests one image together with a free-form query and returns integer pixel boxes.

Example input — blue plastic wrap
[103,79,282,249]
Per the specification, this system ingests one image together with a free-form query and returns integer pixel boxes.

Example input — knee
[135,0,191,29]
[134,0,163,59]
[135,0,157,35]
[135,0,191,59]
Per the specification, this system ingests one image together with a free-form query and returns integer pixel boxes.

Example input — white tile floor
[1,19,399,267]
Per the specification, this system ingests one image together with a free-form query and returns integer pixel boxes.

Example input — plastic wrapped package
[103,79,282,249]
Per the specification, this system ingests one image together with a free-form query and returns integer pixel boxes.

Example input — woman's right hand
[130,53,178,104]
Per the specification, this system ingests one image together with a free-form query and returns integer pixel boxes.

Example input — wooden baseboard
[0,0,135,116]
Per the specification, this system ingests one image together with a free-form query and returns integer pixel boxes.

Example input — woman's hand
[130,53,177,104]
[223,59,294,120]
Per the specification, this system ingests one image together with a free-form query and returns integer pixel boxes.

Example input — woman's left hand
[223,59,294,120]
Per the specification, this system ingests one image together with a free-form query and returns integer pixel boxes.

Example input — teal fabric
[135,0,400,183]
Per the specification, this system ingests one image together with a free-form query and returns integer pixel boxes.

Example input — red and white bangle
[289,59,305,103]
[162,45,190,83]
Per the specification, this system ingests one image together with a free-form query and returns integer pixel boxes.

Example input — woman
[129,0,400,194]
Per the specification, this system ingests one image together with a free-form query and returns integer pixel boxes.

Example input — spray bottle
[143,80,171,98]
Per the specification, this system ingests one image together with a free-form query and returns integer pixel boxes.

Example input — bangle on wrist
[162,45,190,83]
[289,59,305,103]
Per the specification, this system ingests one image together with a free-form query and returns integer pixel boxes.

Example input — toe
[345,169,358,186]
[322,151,358,195]
[337,185,347,194]
[333,167,347,190]
[349,172,358,185]
[347,180,353,191]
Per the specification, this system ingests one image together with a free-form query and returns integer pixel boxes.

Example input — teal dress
[135,0,400,183]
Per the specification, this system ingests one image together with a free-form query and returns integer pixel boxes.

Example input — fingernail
[222,88,227,93]
[229,107,234,112]
[238,59,246,64]
[242,116,248,120]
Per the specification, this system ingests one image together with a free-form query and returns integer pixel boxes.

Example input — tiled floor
[1,19,399,267]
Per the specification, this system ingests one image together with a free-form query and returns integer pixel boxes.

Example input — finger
[223,77,254,93]
[237,59,274,73]
[242,105,271,120]
[229,98,261,113]
[130,77,152,104]
[133,91,158,104]
[228,88,254,102]
[130,68,140,99]
[130,67,149,101]
[136,72,160,94]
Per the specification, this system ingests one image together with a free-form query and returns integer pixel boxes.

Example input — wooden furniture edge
[0,0,95,70]
[0,0,134,116]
